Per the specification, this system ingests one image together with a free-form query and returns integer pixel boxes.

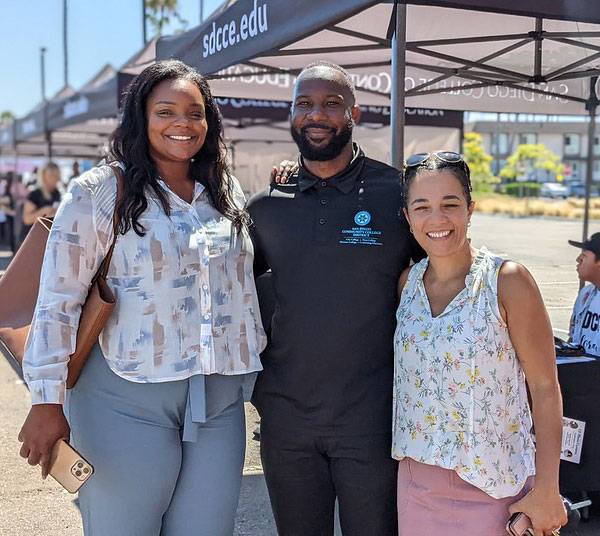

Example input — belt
[182,373,244,442]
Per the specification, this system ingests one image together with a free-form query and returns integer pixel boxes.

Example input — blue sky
[1,0,222,117]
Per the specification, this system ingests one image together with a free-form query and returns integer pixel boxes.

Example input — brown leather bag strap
[96,163,124,280]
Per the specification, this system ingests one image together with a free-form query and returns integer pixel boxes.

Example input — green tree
[463,132,498,192]
[500,143,564,182]
[0,110,14,124]
[145,0,188,37]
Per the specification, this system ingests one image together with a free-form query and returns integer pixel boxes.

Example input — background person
[394,152,566,536]
[0,173,15,251]
[20,162,62,241]
[9,172,29,250]
[69,160,81,182]
[18,60,266,536]
[568,233,600,356]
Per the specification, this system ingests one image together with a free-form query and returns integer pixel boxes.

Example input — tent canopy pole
[391,3,407,169]
[583,77,600,245]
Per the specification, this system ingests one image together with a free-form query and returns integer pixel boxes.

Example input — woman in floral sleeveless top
[393,153,567,536]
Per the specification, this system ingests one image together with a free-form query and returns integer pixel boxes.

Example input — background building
[469,114,600,184]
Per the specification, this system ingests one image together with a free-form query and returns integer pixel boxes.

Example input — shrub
[503,182,541,198]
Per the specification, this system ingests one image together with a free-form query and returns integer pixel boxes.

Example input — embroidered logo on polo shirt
[354,210,371,226]
[340,211,383,246]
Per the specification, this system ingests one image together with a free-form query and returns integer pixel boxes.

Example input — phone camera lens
[83,467,89,474]
[77,462,83,468]
[75,470,82,477]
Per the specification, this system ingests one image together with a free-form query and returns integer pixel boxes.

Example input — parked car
[567,182,586,197]
[540,182,569,199]
[566,182,599,198]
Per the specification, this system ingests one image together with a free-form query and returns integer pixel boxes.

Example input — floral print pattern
[392,248,535,499]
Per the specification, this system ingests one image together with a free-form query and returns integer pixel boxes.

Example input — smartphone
[506,512,534,536]
[48,439,94,493]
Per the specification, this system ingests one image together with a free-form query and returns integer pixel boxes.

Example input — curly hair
[108,60,249,236]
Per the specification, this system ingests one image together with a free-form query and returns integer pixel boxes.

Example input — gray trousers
[65,345,246,536]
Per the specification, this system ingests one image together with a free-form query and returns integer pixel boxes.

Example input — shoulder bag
[0,163,123,388]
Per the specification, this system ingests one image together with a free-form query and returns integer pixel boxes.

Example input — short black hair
[297,61,356,103]
[403,157,473,207]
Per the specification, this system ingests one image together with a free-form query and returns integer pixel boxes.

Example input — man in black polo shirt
[247,62,423,536]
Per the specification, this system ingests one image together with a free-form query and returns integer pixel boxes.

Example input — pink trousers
[397,458,533,536]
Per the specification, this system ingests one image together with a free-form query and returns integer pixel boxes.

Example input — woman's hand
[270,160,298,184]
[499,262,565,535]
[18,404,70,478]
[508,487,567,536]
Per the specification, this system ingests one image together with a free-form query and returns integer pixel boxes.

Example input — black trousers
[260,428,398,536]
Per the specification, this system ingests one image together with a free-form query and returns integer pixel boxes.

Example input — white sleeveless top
[392,248,535,499]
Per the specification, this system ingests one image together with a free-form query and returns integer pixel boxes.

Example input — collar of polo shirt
[297,143,365,193]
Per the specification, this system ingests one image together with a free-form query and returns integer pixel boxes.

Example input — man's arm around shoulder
[247,189,272,277]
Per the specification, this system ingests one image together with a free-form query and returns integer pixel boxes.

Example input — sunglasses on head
[405,151,464,168]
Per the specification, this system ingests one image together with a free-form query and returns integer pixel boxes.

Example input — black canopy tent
[0,123,15,157]
[218,98,463,191]
[3,21,461,175]
[216,97,463,128]
[42,41,163,160]
[45,63,119,155]
[4,69,120,161]
[115,31,464,187]
[10,85,79,158]
[117,38,158,107]
[157,0,600,240]
[1,40,161,162]
[40,49,158,160]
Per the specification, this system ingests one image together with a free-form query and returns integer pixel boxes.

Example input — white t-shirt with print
[570,284,600,356]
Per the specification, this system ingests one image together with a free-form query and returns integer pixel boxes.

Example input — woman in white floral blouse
[393,152,566,536]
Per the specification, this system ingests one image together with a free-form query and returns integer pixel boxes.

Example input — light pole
[583,77,600,246]
[200,0,204,23]
[390,3,407,168]
[40,47,52,159]
[142,0,147,44]
[40,47,47,103]
[63,0,69,87]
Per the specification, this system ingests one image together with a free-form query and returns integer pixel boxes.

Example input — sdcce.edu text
[203,0,268,58]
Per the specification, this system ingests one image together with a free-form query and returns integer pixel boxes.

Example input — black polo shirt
[247,146,424,436]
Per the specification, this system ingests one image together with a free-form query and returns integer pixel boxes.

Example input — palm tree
[0,111,14,124]
[145,0,188,37]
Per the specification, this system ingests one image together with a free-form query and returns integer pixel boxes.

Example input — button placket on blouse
[189,206,213,349]
[169,185,213,353]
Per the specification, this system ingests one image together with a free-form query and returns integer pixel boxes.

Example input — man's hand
[270,160,298,184]
[18,404,70,478]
